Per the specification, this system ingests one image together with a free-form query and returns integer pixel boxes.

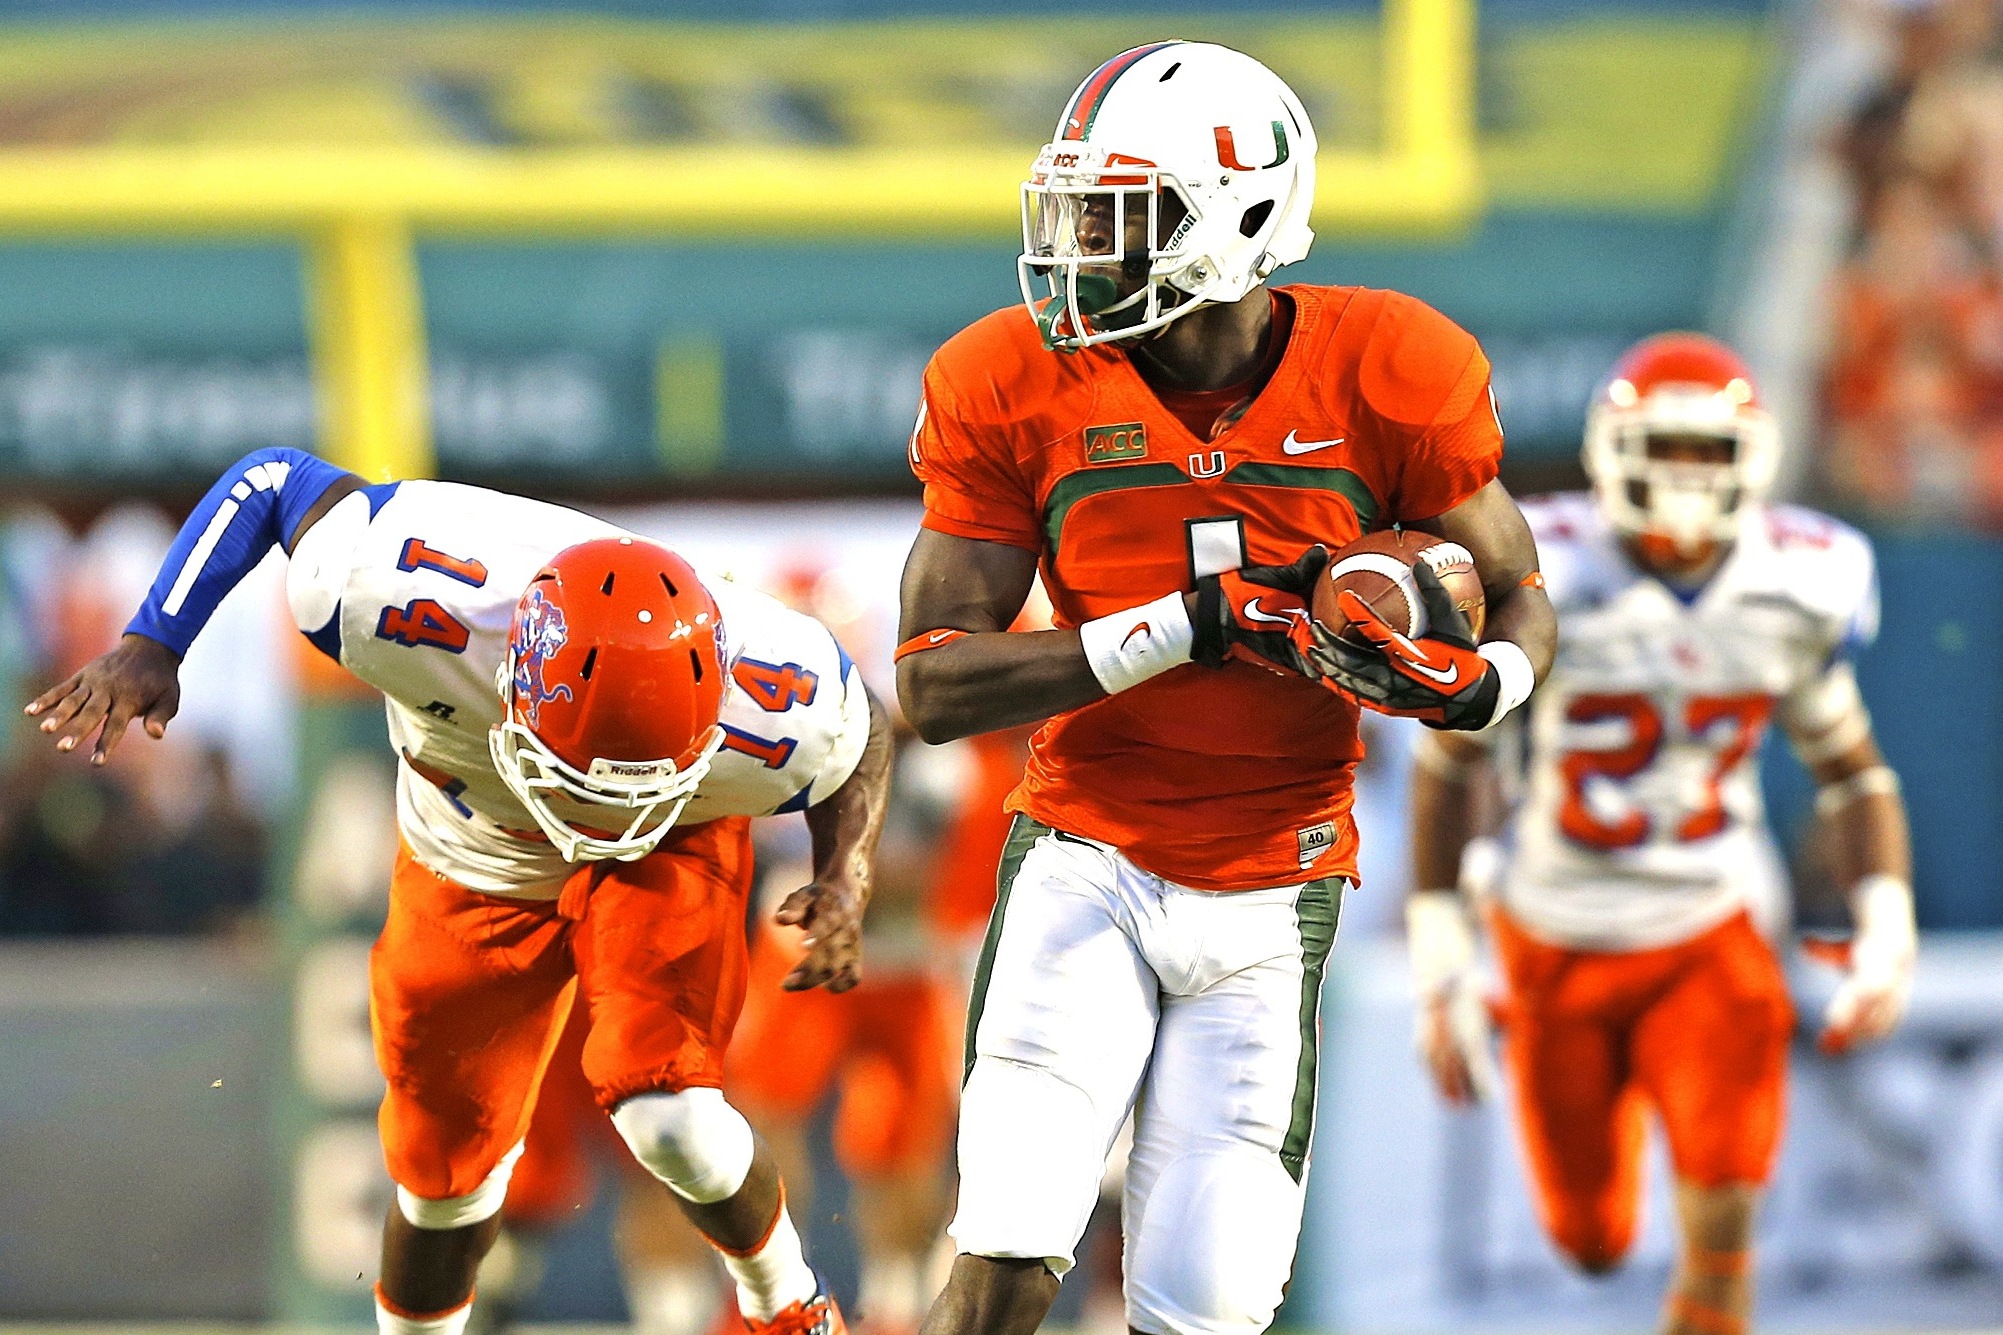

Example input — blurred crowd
[0,502,282,936]
[1821,0,2003,525]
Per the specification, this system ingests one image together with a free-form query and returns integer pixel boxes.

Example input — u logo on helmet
[1214,121,1290,171]
[511,586,574,729]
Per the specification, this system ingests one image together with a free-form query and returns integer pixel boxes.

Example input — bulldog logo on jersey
[511,586,575,728]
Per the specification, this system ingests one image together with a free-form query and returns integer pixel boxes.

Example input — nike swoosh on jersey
[1241,597,1300,627]
[1281,431,1346,455]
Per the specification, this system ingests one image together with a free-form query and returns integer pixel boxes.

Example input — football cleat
[742,1290,848,1335]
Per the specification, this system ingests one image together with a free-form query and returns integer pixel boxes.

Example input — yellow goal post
[0,0,1477,485]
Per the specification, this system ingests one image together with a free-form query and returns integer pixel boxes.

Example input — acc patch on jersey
[1084,421,1148,465]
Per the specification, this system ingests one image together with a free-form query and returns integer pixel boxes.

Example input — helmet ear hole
[1238,200,1275,238]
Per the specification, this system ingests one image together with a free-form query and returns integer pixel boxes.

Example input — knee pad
[396,1140,524,1230]
[611,1087,755,1204]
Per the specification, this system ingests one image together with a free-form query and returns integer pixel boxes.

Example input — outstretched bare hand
[772,876,866,994]
[23,632,182,765]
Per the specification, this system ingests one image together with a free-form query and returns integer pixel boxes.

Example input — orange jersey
[911,284,1502,890]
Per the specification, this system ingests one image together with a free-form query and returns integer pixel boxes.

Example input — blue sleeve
[125,448,352,657]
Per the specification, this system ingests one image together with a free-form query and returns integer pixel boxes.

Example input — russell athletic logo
[510,587,575,728]
[1085,422,1148,464]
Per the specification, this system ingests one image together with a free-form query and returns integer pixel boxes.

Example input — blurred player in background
[1406,335,1916,1335]
[897,40,1556,1335]
[26,449,891,1335]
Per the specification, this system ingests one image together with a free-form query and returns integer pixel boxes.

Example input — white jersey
[285,481,871,898]
[1493,493,1878,951]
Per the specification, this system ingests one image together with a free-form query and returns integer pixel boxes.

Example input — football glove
[1407,890,1498,1106]
[1309,560,1501,730]
[1192,545,1328,680]
[1811,875,1916,1054]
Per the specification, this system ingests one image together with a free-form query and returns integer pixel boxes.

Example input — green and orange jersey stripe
[1058,41,1181,142]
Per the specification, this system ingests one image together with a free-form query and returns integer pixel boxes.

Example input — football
[1312,530,1486,645]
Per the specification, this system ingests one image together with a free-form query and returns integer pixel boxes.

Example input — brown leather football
[1311,530,1486,645]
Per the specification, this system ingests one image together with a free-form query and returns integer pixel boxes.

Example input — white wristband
[1078,591,1194,695]
[1476,640,1534,729]
[1815,764,1901,817]
[1850,874,1916,947]
[1406,889,1478,998]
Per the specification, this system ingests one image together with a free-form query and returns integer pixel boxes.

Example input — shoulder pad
[1743,505,1879,651]
[928,306,1095,438]
[1352,289,1486,430]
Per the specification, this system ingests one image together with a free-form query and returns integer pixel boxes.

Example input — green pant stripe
[1280,876,1344,1182]
[962,814,1047,1084]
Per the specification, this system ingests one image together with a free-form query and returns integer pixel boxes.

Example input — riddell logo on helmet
[511,587,574,729]
[590,758,672,781]
[1085,422,1148,464]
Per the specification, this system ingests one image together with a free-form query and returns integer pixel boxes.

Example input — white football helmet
[1583,332,1781,557]
[1019,41,1318,351]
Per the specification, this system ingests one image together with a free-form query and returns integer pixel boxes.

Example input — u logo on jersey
[511,587,575,728]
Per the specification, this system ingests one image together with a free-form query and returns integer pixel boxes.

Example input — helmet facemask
[1019,150,1212,351]
[1586,382,1780,566]
[489,645,726,863]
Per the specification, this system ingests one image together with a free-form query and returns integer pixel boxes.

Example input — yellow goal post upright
[0,0,1475,1317]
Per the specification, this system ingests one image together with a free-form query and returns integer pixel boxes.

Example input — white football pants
[951,818,1343,1335]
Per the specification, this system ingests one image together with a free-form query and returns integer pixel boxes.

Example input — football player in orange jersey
[1405,335,1915,1335]
[894,41,1557,1335]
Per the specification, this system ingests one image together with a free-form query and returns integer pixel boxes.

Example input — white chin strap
[488,720,722,863]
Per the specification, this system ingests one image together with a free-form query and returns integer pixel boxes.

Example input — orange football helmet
[1584,333,1780,564]
[489,536,727,862]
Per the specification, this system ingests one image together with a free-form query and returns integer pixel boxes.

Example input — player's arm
[898,530,1111,743]
[1406,728,1504,1104]
[777,684,894,994]
[1782,663,1916,1051]
[896,529,1327,743]
[24,449,364,763]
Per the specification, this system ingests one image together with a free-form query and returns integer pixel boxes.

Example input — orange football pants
[371,818,754,1202]
[1492,907,1792,1271]
[726,927,958,1180]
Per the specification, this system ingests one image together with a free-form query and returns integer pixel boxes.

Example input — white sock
[629,1263,723,1335]
[720,1203,818,1322]
[862,1253,923,1330]
[374,1286,474,1335]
